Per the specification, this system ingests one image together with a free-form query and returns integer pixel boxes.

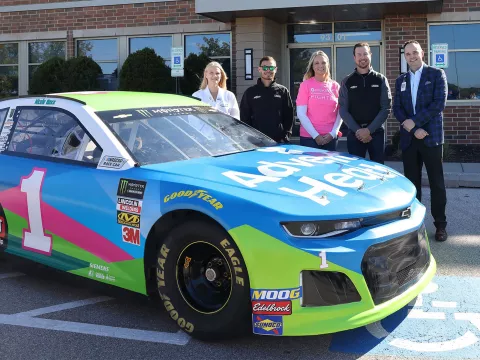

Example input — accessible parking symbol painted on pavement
[330,276,480,359]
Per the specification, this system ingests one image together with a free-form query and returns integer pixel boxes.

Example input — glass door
[289,47,332,136]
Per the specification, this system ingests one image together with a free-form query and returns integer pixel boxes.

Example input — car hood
[142,145,416,218]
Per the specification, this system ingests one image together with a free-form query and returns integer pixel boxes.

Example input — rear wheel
[156,220,251,340]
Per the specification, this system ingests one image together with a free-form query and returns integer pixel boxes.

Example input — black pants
[300,136,338,151]
[402,138,447,229]
[347,128,385,164]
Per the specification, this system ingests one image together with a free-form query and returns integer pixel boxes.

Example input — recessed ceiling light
[310,20,316,24]
[342,8,348,12]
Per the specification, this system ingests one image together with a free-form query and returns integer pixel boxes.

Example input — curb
[423,172,480,188]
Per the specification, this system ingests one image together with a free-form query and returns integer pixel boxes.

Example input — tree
[119,48,173,93]
[29,57,67,95]
[28,42,66,63]
[180,53,211,95]
[199,36,230,57]
[0,75,12,98]
[64,56,102,91]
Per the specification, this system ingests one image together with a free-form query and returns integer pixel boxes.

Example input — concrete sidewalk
[384,161,480,188]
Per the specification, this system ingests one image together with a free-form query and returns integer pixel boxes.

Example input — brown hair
[259,56,276,67]
[353,42,371,56]
[403,40,421,49]
[303,50,331,81]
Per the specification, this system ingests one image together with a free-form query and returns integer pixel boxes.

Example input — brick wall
[0,1,216,33]
[444,107,480,144]
[442,0,480,12]
[2,0,77,5]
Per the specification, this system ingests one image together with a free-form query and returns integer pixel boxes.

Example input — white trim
[427,12,480,22]
[72,23,231,39]
[0,0,176,13]
[0,31,67,42]
[447,100,480,106]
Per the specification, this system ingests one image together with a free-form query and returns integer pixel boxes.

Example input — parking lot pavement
[0,188,480,360]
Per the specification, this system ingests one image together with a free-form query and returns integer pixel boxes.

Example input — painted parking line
[330,276,480,359]
[0,272,25,280]
[0,315,191,345]
[13,296,113,317]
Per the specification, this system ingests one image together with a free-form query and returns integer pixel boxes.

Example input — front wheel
[156,220,251,340]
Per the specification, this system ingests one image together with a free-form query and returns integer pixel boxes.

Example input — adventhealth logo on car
[222,147,400,206]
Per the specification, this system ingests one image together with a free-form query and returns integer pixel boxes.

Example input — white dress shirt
[409,63,424,115]
[192,87,240,120]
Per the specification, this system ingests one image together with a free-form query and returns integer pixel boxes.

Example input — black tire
[156,220,251,340]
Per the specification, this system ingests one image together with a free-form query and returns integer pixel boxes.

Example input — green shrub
[180,53,211,95]
[0,75,12,98]
[119,48,173,93]
[64,56,102,91]
[29,57,67,95]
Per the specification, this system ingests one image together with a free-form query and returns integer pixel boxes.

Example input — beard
[356,60,370,69]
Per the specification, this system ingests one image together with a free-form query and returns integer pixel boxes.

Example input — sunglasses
[261,65,276,71]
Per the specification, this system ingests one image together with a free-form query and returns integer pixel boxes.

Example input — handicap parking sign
[436,54,445,63]
[330,276,480,359]
[174,56,181,65]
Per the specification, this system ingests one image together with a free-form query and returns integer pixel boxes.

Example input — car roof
[50,91,206,112]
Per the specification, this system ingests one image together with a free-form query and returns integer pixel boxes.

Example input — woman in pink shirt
[296,50,343,151]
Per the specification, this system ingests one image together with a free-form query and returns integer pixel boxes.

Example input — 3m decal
[117,178,147,200]
[117,211,140,228]
[252,301,292,315]
[122,226,140,245]
[164,190,223,210]
[252,315,283,335]
[251,287,302,300]
[117,197,142,214]
[20,169,53,255]
[99,156,127,169]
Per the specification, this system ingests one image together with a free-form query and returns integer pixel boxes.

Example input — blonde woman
[296,50,342,150]
[192,62,240,120]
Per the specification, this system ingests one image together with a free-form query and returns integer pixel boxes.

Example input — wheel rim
[176,241,233,314]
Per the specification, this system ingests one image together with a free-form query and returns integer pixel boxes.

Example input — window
[0,107,8,129]
[185,33,231,89]
[28,41,66,83]
[430,23,480,100]
[129,36,172,67]
[0,43,19,96]
[7,108,101,164]
[77,39,119,91]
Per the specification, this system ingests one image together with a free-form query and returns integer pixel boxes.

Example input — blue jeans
[300,136,338,151]
[347,128,385,163]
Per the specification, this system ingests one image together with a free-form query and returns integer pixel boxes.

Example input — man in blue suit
[393,40,448,242]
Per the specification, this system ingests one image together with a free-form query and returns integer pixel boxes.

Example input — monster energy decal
[117,178,147,200]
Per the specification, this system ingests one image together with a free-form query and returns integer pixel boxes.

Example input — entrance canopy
[195,0,443,23]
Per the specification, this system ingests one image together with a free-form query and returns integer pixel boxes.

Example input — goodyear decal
[251,287,302,300]
[164,190,223,210]
[253,315,283,336]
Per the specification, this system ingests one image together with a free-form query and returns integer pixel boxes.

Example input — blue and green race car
[0,91,435,340]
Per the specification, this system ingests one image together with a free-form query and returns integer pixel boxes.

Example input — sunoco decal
[252,315,283,336]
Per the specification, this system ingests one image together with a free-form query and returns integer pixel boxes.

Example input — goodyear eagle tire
[156,220,251,340]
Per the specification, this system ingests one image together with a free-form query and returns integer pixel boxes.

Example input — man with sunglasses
[240,56,294,143]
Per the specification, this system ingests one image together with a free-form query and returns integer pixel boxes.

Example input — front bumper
[229,200,436,336]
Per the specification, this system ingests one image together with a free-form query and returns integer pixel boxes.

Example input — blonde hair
[199,61,228,90]
[303,51,331,81]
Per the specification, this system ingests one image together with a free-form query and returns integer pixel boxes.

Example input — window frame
[428,21,480,105]
[27,40,67,90]
[0,41,20,97]
[3,105,102,167]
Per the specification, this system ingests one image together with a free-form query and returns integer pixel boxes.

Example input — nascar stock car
[0,91,435,340]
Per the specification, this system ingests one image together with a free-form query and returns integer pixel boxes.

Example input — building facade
[1,0,479,145]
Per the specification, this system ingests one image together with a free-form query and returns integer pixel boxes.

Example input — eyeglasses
[261,65,276,71]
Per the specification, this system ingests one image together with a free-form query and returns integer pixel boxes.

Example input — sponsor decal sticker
[117,211,140,228]
[117,197,142,214]
[99,156,127,169]
[251,287,302,300]
[252,300,292,315]
[122,225,140,245]
[253,315,283,335]
[117,178,147,200]
[163,190,223,210]
[34,98,56,105]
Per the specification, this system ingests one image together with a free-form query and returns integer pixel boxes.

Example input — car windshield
[96,106,276,165]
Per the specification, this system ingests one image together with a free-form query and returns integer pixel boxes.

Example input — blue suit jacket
[393,64,447,151]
